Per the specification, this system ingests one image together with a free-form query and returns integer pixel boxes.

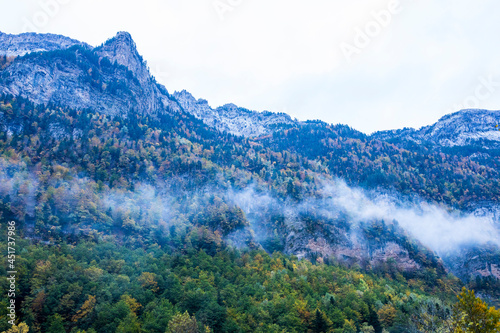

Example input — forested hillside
[0,94,499,332]
[0,30,500,332]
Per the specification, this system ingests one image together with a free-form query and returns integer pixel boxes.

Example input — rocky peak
[423,109,500,139]
[98,31,137,61]
[0,31,180,116]
[1,30,296,137]
[94,31,148,82]
[173,90,213,118]
[111,31,135,45]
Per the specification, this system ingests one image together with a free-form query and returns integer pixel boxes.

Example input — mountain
[2,30,499,144]
[373,109,500,149]
[1,31,500,331]
[0,31,89,57]
[1,30,499,263]
[173,90,297,137]
[0,31,181,116]
[0,31,296,138]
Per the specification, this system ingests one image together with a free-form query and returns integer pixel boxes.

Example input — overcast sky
[1,0,499,133]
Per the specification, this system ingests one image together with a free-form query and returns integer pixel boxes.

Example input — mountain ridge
[1,30,500,322]
[0,31,300,138]
[0,30,91,57]
[373,109,500,148]
[2,30,500,142]
[173,89,297,137]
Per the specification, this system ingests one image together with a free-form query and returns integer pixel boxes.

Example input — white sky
[1,0,499,133]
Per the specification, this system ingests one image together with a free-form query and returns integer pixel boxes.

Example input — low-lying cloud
[228,179,500,256]
[320,180,500,255]
[1,154,499,258]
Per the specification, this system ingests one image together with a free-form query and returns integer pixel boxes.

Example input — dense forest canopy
[0,87,499,333]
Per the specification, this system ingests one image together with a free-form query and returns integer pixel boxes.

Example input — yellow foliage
[343,319,357,333]
[1,323,30,333]
[83,266,104,281]
[451,288,500,333]
[72,295,96,322]
[378,304,397,327]
[121,294,141,315]
[167,311,199,333]
[138,272,159,292]
[293,299,311,325]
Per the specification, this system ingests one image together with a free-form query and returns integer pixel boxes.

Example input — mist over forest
[1,28,500,332]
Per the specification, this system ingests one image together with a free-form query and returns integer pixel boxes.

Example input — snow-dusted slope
[173,90,297,137]
[0,31,90,57]
[374,109,500,148]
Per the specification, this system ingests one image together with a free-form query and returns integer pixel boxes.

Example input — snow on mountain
[1,30,498,142]
[0,31,90,57]
[374,109,500,148]
[173,90,297,137]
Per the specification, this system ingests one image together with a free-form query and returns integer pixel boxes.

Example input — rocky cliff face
[296,236,422,273]
[443,244,500,282]
[284,219,439,274]
[0,31,297,137]
[0,31,180,116]
[0,31,89,57]
[173,90,297,137]
[4,30,498,142]
[94,32,180,114]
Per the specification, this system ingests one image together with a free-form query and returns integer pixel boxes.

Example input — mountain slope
[373,109,500,148]
[0,31,180,116]
[0,31,298,137]
[1,30,500,306]
[174,90,297,137]
[0,31,89,57]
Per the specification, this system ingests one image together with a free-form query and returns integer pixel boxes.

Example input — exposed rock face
[296,236,421,273]
[0,31,296,136]
[369,242,420,271]
[93,32,180,114]
[94,32,143,77]
[443,245,500,282]
[0,31,179,116]
[373,109,500,148]
[0,31,89,57]
[472,203,500,225]
[173,90,297,137]
[284,218,430,274]
[477,264,500,279]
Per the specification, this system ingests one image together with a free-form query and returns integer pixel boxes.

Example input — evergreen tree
[368,307,383,333]
[46,314,65,333]
[311,309,329,333]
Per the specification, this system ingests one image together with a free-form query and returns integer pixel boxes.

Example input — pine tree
[369,307,383,333]
[311,309,329,333]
